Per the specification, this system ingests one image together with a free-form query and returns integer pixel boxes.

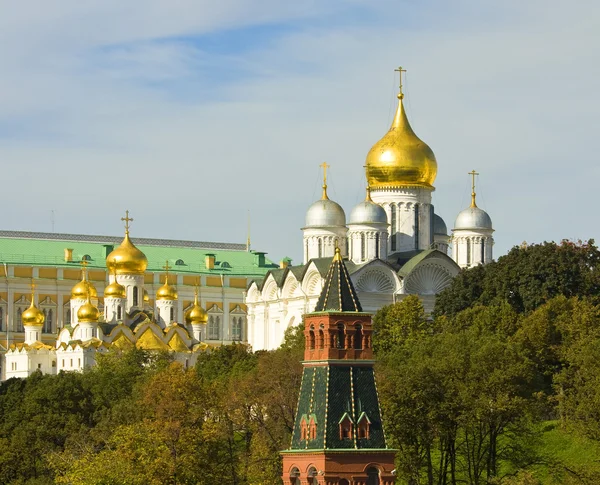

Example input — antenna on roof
[50,210,55,233]
[246,210,251,252]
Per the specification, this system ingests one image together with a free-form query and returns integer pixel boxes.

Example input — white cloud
[0,0,599,263]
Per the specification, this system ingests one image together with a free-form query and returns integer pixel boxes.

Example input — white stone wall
[451,231,494,268]
[371,187,434,253]
[303,227,348,263]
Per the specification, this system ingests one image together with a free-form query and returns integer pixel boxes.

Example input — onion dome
[365,87,437,189]
[143,289,149,303]
[454,177,493,230]
[22,298,44,327]
[77,298,100,323]
[104,279,126,299]
[304,182,346,228]
[349,187,388,225]
[433,213,448,236]
[454,206,493,230]
[71,268,98,299]
[106,230,148,275]
[156,276,178,301]
[185,292,208,325]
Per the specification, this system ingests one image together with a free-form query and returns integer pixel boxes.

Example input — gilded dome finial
[394,66,407,99]
[319,162,330,200]
[121,210,133,235]
[469,169,479,208]
[366,185,372,202]
[365,67,437,189]
[23,280,45,327]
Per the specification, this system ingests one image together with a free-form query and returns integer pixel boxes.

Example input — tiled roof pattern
[314,255,363,313]
[0,233,277,277]
[290,365,387,451]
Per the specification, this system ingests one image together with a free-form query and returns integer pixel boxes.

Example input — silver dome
[305,198,346,227]
[349,200,387,225]
[454,206,493,230]
[433,213,448,235]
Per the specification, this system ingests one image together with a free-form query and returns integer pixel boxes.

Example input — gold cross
[320,162,330,200]
[319,162,329,185]
[162,261,171,284]
[30,280,36,296]
[121,210,133,233]
[395,66,407,96]
[468,169,479,207]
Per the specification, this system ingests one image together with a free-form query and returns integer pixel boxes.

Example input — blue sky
[0,0,599,264]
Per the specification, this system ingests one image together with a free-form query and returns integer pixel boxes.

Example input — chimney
[64,248,74,262]
[253,251,266,267]
[205,254,215,270]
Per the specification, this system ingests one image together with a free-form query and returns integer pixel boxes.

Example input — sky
[0,0,599,264]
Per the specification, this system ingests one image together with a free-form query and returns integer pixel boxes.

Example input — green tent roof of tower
[314,247,362,312]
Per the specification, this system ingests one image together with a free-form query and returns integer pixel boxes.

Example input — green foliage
[435,240,600,317]
[373,295,430,354]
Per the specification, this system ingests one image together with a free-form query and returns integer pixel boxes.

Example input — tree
[435,240,600,317]
[373,295,430,354]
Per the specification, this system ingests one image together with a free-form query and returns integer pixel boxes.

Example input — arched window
[390,204,397,252]
[309,325,316,350]
[169,307,174,322]
[354,324,363,349]
[318,326,325,349]
[208,316,220,340]
[290,467,301,485]
[317,239,322,258]
[375,233,380,259]
[232,317,242,341]
[132,286,138,307]
[117,305,122,320]
[361,233,366,261]
[481,239,485,264]
[307,467,319,485]
[45,309,53,333]
[339,480,350,485]
[367,467,380,485]
[414,203,420,249]
[82,254,92,262]
[0,307,3,331]
[337,323,345,350]
[466,239,471,266]
[175,259,185,266]
[16,308,23,332]
[66,309,71,326]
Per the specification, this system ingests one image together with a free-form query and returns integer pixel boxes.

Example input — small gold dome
[71,271,98,300]
[106,232,148,275]
[143,289,149,303]
[77,299,100,323]
[365,94,437,189]
[104,279,126,299]
[22,300,45,327]
[185,293,207,325]
[156,278,178,301]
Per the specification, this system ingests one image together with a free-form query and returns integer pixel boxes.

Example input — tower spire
[320,162,330,200]
[469,169,479,208]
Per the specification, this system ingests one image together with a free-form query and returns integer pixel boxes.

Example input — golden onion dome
[71,270,98,300]
[143,289,149,303]
[365,93,437,189]
[185,293,207,325]
[156,277,178,301]
[104,279,126,299]
[106,232,148,275]
[77,299,100,323]
[22,300,45,327]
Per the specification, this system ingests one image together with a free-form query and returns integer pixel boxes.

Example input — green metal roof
[0,232,278,277]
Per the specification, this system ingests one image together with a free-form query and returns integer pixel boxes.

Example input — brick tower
[281,247,396,485]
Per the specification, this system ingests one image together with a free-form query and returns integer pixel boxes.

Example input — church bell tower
[281,247,396,485]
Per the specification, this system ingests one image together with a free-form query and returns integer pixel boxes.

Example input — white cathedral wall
[372,187,433,253]
[303,227,348,263]
[452,231,494,268]
[115,274,145,312]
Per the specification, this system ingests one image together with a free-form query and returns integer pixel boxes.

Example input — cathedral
[246,71,495,351]
[0,215,279,380]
